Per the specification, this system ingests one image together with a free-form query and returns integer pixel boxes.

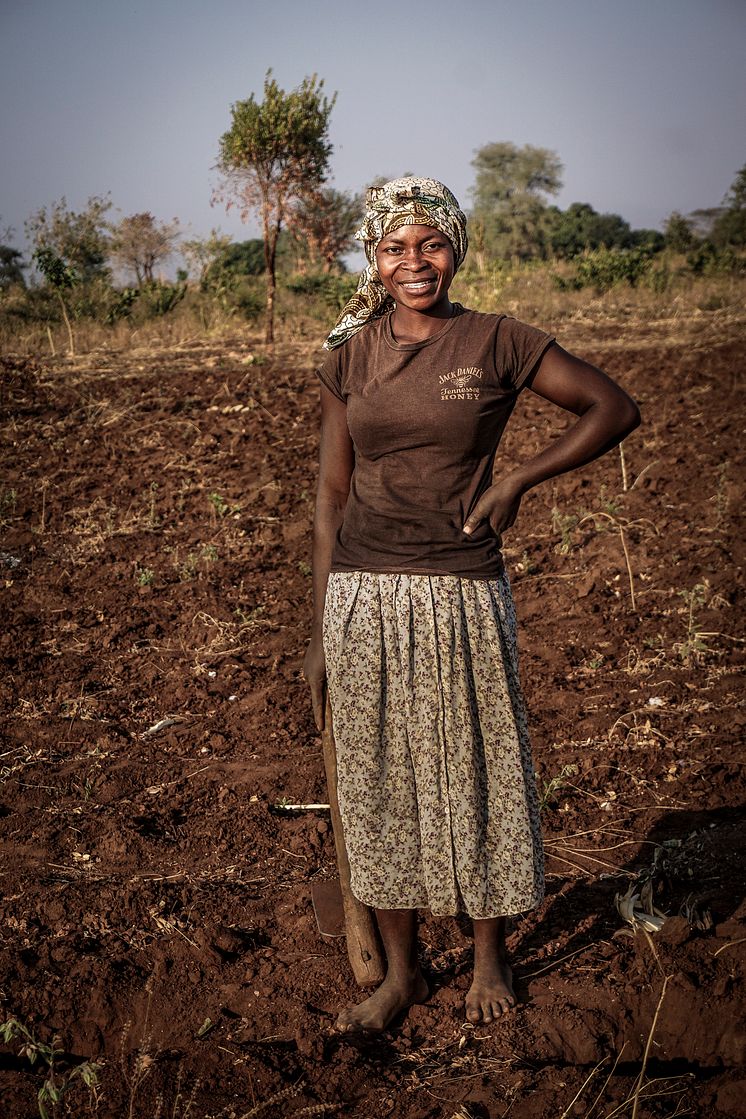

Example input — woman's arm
[463,343,641,537]
[303,384,354,730]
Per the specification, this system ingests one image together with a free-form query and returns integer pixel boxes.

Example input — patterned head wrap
[323,176,468,350]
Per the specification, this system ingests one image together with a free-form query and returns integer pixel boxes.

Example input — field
[1,292,744,1118]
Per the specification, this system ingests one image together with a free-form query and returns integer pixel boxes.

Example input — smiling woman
[303,175,640,1036]
[374,226,455,334]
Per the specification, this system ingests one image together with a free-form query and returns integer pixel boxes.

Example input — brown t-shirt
[316,305,554,578]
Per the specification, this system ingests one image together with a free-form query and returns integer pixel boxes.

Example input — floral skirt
[323,571,544,919]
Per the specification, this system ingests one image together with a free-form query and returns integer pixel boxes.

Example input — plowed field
[1,312,744,1118]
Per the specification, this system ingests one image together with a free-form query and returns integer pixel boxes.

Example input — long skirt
[323,571,544,919]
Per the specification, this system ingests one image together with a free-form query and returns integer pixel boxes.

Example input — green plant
[551,505,578,553]
[675,582,711,664]
[539,764,579,811]
[298,560,312,577]
[136,565,154,586]
[0,1017,102,1118]
[208,492,228,517]
[208,492,240,519]
[32,247,78,355]
[0,486,17,526]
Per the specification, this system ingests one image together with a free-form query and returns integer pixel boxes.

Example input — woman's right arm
[303,384,354,731]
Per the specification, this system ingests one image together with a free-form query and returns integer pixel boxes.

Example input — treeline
[1,69,744,350]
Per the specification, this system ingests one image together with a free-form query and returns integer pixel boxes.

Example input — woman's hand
[463,475,525,537]
[303,631,327,731]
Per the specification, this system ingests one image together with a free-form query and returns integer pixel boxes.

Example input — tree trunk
[262,202,277,346]
[57,291,75,357]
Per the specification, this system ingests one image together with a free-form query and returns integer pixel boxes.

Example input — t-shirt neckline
[383,303,465,351]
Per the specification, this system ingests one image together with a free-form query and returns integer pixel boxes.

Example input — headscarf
[323,176,468,350]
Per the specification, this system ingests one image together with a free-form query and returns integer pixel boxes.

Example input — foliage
[545,202,633,258]
[555,247,654,292]
[663,211,695,252]
[181,229,234,286]
[0,244,26,289]
[25,195,112,283]
[203,239,266,286]
[139,279,187,317]
[711,162,746,248]
[111,211,181,285]
[285,271,358,313]
[32,247,78,353]
[471,141,563,261]
[686,241,738,275]
[214,70,337,343]
[0,1017,101,1118]
[287,186,362,273]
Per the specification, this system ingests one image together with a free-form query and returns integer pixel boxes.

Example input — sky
[1,0,744,263]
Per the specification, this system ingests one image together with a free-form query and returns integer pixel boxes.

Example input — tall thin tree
[215,71,336,343]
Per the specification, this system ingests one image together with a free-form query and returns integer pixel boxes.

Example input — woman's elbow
[618,395,641,438]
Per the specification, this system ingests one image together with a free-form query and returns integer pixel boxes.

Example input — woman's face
[375,224,455,313]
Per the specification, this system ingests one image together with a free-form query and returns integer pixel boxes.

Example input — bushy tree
[712,163,746,248]
[111,212,181,285]
[25,195,112,283]
[181,229,234,286]
[287,187,362,273]
[0,245,25,289]
[215,70,336,342]
[32,247,78,354]
[663,211,696,252]
[471,142,563,261]
[546,202,633,258]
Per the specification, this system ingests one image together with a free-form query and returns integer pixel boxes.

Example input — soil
[0,315,744,1119]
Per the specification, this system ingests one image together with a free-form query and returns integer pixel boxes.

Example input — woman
[303,177,640,1034]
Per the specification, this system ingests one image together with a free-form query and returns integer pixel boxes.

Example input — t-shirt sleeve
[496,316,555,393]
[315,347,346,402]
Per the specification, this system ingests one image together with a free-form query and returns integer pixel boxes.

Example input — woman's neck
[390,299,454,344]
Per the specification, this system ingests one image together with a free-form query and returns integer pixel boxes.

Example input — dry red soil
[0,319,744,1118]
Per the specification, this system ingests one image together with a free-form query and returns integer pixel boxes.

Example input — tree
[711,162,746,248]
[33,247,77,355]
[181,229,234,286]
[0,245,25,289]
[471,142,563,261]
[287,187,362,273]
[25,195,112,283]
[111,212,181,285]
[663,211,695,253]
[215,71,336,343]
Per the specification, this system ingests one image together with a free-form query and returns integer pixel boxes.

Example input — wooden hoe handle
[321,697,385,987]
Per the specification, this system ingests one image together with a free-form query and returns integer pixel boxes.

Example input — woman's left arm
[463,343,641,537]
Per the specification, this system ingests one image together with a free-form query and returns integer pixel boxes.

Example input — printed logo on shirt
[439,366,483,401]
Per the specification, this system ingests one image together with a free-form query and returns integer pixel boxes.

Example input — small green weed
[0,1017,102,1118]
[298,560,312,577]
[539,764,579,812]
[135,565,154,586]
[674,582,712,664]
[0,487,17,526]
[207,492,240,519]
[551,506,578,554]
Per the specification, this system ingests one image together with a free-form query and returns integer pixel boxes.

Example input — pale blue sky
[1,0,744,259]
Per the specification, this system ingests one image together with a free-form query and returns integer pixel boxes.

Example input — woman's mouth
[399,278,437,292]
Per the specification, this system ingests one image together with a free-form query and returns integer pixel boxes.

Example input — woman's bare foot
[465,958,515,1023]
[466,915,516,1024]
[335,969,429,1034]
